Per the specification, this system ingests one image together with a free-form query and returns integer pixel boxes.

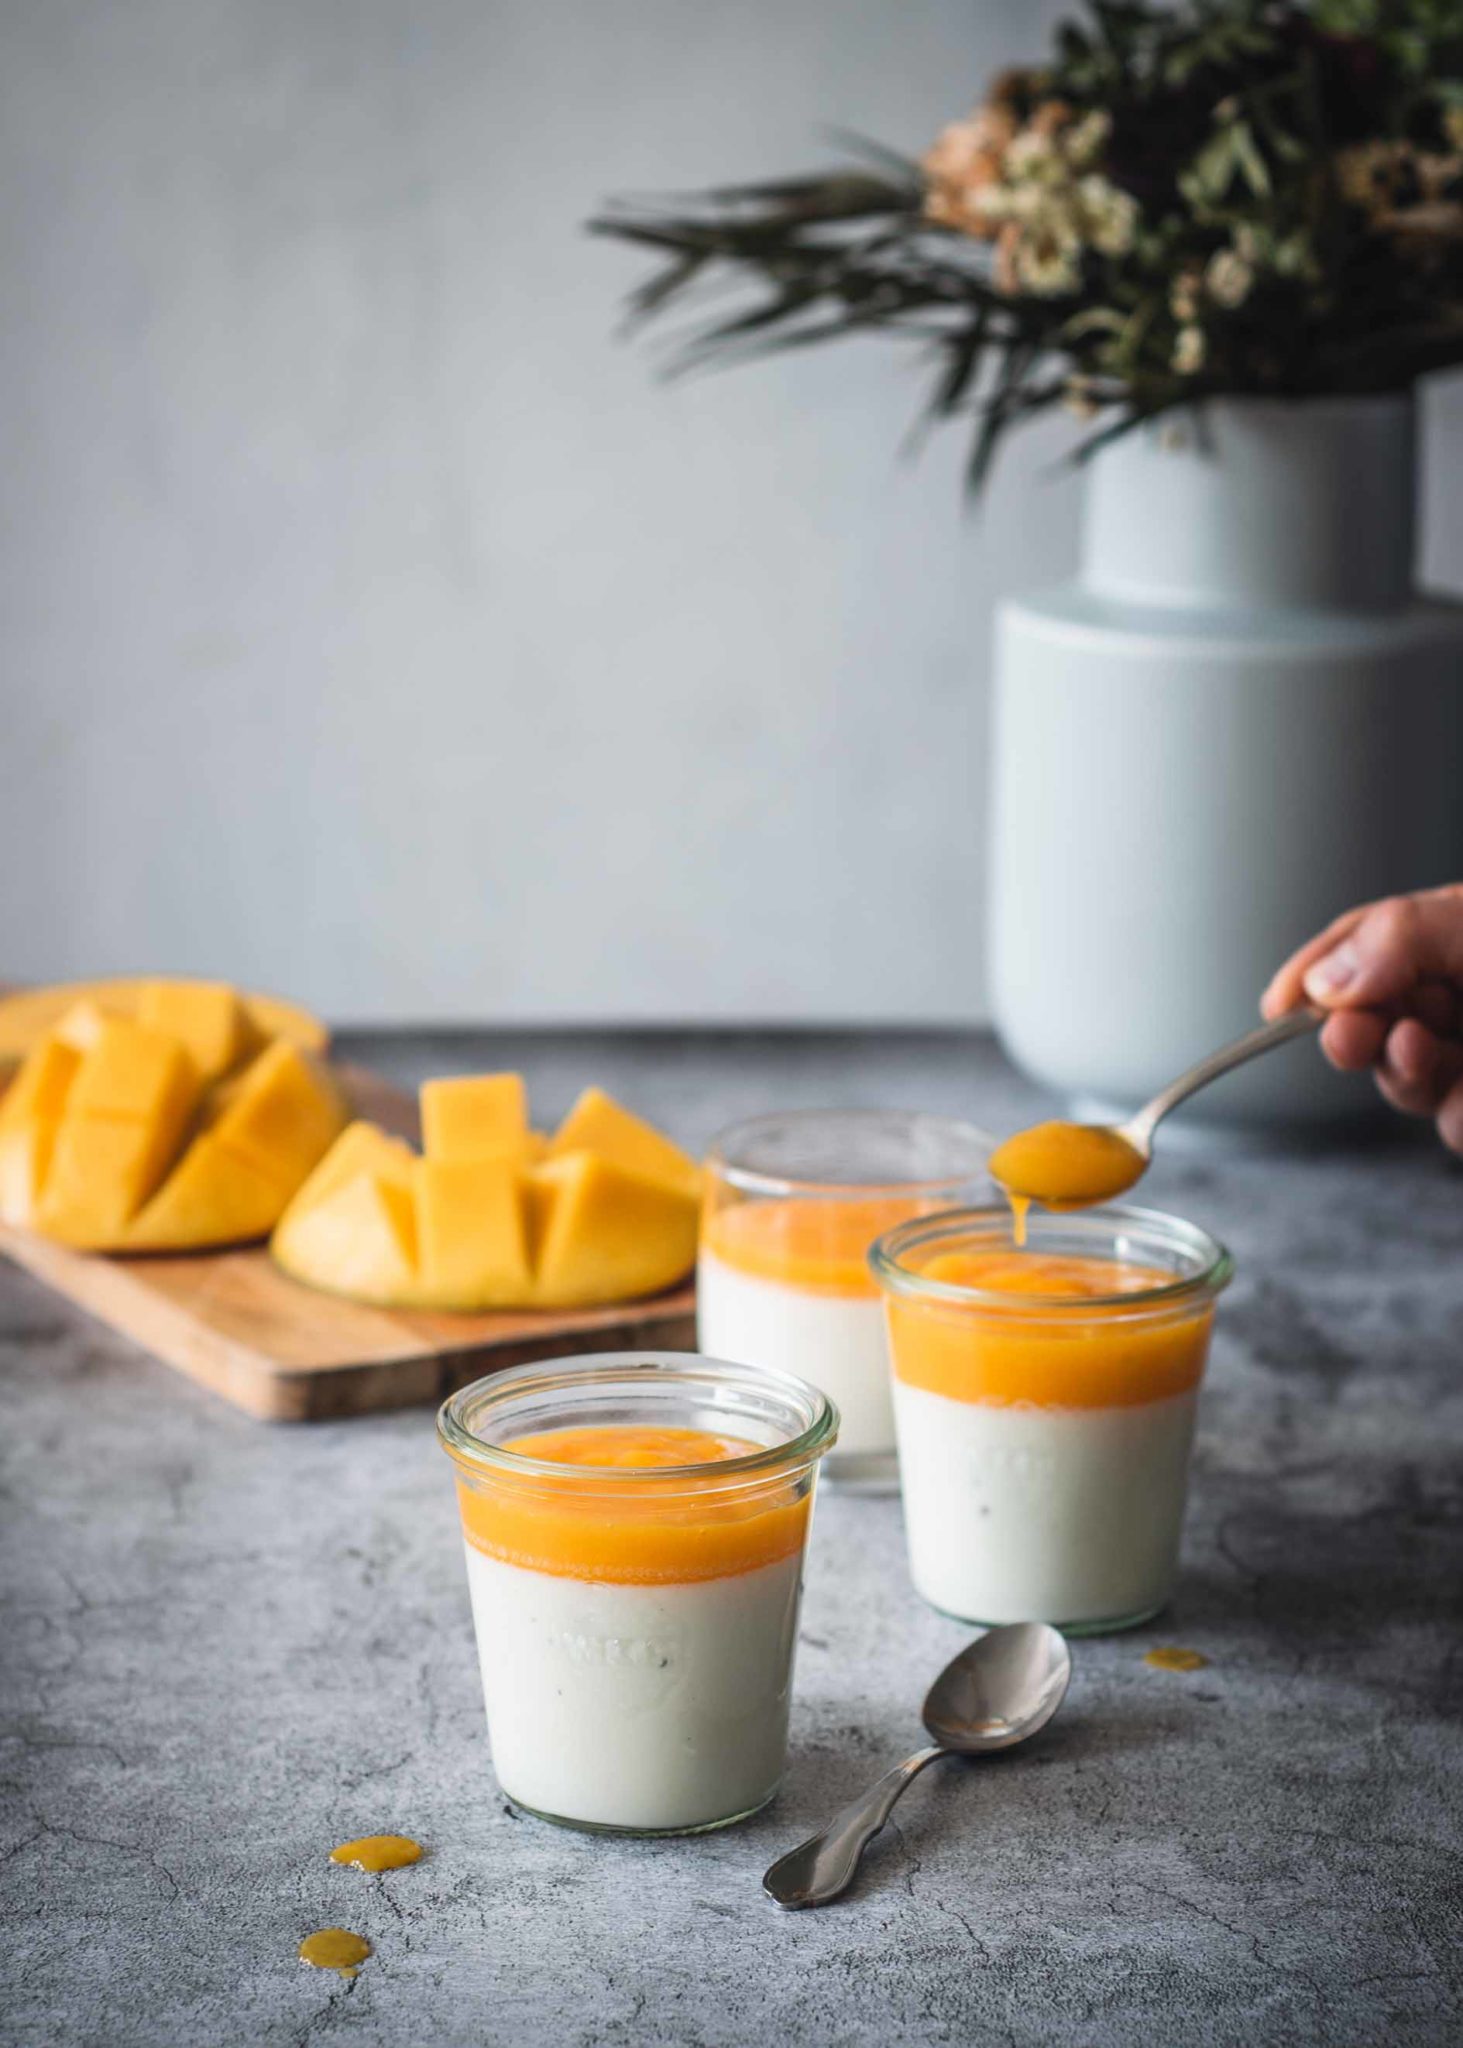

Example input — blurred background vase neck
[1079,393,1416,614]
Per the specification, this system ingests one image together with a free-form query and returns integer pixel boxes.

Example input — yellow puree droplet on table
[329,1833,424,1873]
[298,1929,372,1977]
[1144,1646,1210,1672]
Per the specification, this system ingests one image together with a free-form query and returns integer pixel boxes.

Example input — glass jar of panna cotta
[437,1352,836,1835]
[698,1112,990,1489]
[871,1206,1232,1634]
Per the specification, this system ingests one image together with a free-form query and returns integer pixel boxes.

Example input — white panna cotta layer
[464,1543,803,1831]
[697,1250,892,1460]
[893,1380,1199,1627]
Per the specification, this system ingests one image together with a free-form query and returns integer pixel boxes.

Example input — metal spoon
[990,1006,1324,1208]
[763,1622,1072,1911]
[1117,1004,1324,1163]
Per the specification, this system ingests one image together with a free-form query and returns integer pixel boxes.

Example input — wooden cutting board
[0,1065,697,1422]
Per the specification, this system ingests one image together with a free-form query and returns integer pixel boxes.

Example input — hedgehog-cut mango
[270,1078,699,1313]
[0,985,346,1251]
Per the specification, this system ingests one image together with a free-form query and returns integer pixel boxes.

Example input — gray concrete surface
[2,1030,1461,2047]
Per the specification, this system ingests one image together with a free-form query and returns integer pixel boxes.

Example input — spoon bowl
[989,1006,1323,1211]
[763,1623,1071,1910]
[924,1620,1072,1752]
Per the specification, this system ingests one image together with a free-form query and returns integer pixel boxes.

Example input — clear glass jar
[437,1350,836,1835]
[698,1111,990,1490]
[870,1205,1232,1633]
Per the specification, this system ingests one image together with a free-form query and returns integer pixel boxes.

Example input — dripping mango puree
[871,1218,1230,1411]
[450,1424,813,1585]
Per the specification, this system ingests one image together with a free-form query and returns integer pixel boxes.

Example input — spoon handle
[762,1745,948,1910]
[1127,1005,1323,1147]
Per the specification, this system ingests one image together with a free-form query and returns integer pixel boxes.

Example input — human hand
[1261,884,1463,1153]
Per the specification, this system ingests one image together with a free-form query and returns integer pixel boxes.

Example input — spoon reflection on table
[763,1622,1072,1910]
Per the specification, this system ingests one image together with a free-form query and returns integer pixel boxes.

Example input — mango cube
[65,1019,200,1130]
[52,1001,111,1054]
[0,1124,58,1226]
[39,1118,176,1244]
[126,1134,288,1251]
[420,1073,528,1162]
[136,980,255,1081]
[284,1121,416,1219]
[529,1150,699,1309]
[415,1157,531,1308]
[0,1035,81,1224]
[0,1034,80,1133]
[548,1088,700,1203]
[273,1172,420,1305]
[209,1041,345,1195]
[34,1022,202,1243]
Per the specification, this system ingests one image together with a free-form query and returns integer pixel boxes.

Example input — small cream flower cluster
[1169,220,1331,376]
[923,99,1138,298]
[1168,238,1256,376]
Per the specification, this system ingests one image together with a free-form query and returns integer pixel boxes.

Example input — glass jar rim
[869,1203,1234,1315]
[437,1351,839,1489]
[704,1107,992,1202]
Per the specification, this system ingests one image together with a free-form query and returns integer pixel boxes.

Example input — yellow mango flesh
[0,1000,347,1253]
[37,1022,203,1245]
[0,1037,81,1223]
[284,1121,417,1217]
[135,980,256,1081]
[54,1001,111,1054]
[270,1083,699,1314]
[63,1020,198,1126]
[420,1073,528,1162]
[0,1037,82,1126]
[0,1124,58,1226]
[548,1087,701,1203]
[529,1150,699,1310]
[126,1134,289,1251]
[273,1171,421,1306]
[0,979,328,1077]
[208,1041,345,1196]
[39,1121,161,1243]
[415,1157,531,1308]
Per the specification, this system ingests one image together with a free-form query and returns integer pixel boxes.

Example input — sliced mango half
[270,1080,698,1313]
[0,995,347,1252]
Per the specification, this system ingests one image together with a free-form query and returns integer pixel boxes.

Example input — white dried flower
[1065,109,1112,168]
[1014,233,1082,296]
[1170,269,1203,322]
[1078,176,1139,255]
[1006,129,1063,183]
[1173,325,1207,376]
[1206,247,1254,308]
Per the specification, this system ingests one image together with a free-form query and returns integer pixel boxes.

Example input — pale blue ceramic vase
[989,394,1463,1130]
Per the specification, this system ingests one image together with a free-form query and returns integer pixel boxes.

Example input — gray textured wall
[3,2,1460,1024]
